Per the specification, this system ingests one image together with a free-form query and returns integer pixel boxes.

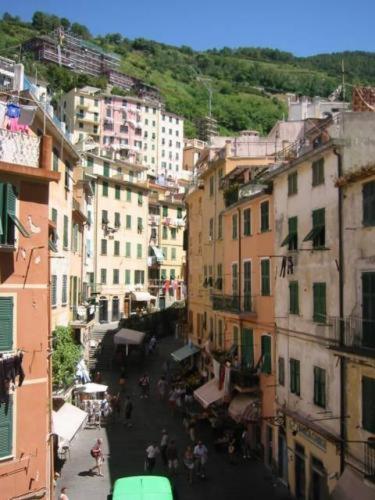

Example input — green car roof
[113,476,173,500]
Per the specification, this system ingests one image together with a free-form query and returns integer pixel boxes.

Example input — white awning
[52,403,87,443]
[228,394,260,423]
[150,246,164,263]
[131,291,156,302]
[114,328,146,345]
[194,378,224,408]
[76,382,108,394]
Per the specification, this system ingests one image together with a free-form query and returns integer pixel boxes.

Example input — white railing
[0,128,40,167]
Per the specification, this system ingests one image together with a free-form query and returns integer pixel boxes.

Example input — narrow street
[57,334,291,500]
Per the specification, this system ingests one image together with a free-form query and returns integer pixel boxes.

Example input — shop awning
[194,378,224,408]
[52,403,87,443]
[114,328,146,345]
[171,343,200,362]
[228,394,260,423]
[131,291,157,302]
[331,466,375,500]
[76,382,108,393]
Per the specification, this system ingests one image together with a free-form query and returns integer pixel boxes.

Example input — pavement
[56,334,291,500]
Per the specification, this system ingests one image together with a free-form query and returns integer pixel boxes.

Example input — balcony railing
[71,305,95,324]
[0,128,40,167]
[365,440,375,482]
[211,294,256,315]
[329,316,375,357]
[231,368,260,389]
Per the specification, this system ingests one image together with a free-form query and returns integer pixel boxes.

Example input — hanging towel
[6,103,20,119]
[18,105,37,126]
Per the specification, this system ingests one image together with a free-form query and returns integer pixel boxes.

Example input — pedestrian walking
[160,429,169,466]
[193,441,208,478]
[89,438,104,477]
[139,373,150,398]
[241,428,251,459]
[183,445,195,484]
[157,376,168,400]
[145,442,159,473]
[149,335,157,353]
[123,395,133,427]
[166,440,178,475]
[59,486,69,500]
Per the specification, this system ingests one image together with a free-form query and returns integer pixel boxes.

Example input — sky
[1,0,374,56]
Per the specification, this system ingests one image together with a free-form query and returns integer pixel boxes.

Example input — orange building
[0,115,59,497]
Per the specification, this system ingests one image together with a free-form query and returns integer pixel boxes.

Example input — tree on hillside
[71,22,91,40]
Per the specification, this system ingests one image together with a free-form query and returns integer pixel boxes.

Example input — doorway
[99,297,108,323]
[112,296,120,321]
[311,456,328,500]
[266,425,273,467]
[295,443,306,499]
[278,430,288,485]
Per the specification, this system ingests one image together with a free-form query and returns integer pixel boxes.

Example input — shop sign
[288,419,327,451]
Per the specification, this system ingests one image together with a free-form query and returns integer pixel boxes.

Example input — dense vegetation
[1,11,375,137]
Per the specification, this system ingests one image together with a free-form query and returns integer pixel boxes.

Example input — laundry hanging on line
[0,351,25,414]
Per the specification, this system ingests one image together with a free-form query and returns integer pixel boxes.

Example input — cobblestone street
[56,335,291,500]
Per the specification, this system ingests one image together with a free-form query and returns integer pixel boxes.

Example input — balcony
[0,128,40,167]
[231,368,260,392]
[365,440,375,482]
[211,294,256,316]
[329,316,375,358]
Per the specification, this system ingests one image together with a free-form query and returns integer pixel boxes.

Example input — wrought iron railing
[211,294,256,314]
[365,440,375,482]
[329,316,375,355]
[0,128,40,167]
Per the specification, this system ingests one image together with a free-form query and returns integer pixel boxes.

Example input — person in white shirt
[145,442,159,472]
[193,441,208,478]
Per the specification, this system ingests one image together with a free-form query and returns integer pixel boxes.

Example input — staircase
[88,323,119,372]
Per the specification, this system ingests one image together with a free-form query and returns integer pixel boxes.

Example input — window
[125,270,131,285]
[113,269,119,284]
[114,240,120,256]
[162,247,167,259]
[362,376,375,432]
[261,335,271,374]
[0,183,30,246]
[101,239,107,255]
[163,206,168,217]
[243,261,252,311]
[161,269,167,280]
[261,259,270,296]
[103,162,110,177]
[102,210,109,225]
[137,217,143,233]
[0,396,13,458]
[102,181,108,197]
[171,248,176,260]
[114,212,120,228]
[288,172,297,196]
[0,296,13,351]
[232,263,238,295]
[137,244,142,258]
[170,269,176,280]
[313,366,326,408]
[218,214,223,239]
[52,147,59,172]
[51,275,57,307]
[135,270,145,284]
[162,226,168,239]
[363,181,375,226]
[64,162,71,191]
[216,263,223,290]
[304,208,325,248]
[125,242,131,257]
[313,282,326,323]
[209,218,214,240]
[86,157,93,168]
[290,358,300,395]
[71,223,79,252]
[281,216,298,251]
[63,215,69,249]
[363,272,375,348]
[312,158,324,186]
[243,208,251,236]
[115,184,121,200]
[126,215,131,229]
[278,357,285,386]
[100,268,107,284]
[260,201,270,232]
[241,328,254,368]
[209,176,214,196]
[170,228,177,240]
[177,207,183,219]
[218,320,223,348]
[232,214,238,239]
[289,281,299,314]
[138,192,143,206]
[62,275,67,305]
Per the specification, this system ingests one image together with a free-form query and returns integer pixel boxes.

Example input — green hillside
[1,11,375,137]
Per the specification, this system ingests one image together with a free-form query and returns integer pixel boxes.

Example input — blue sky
[2,0,374,56]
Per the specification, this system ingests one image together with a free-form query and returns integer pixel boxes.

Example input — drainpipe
[238,207,242,309]
[333,147,346,474]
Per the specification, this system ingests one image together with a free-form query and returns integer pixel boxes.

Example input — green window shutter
[218,214,223,239]
[363,181,375,226]
[86,157,93,168]
[126,188,132,202]
[170,269,175,280]
[314,366,326,408]
[114,241,120,256]
[278,357,285,386]
[0,184,16,245]
[62,275,67,304]
[243,209,251,236]
[362,376,375,432]
[288,216,298,251]
[114,212,120,228]
[125,269,131,285]
[63,215,68,249]
[261,335,271,374]
[241,328,254,368]
[138,192,143,205]
[52,148,59,172]
[290,359,300,395]
[51,208,58,224]
[312,208,325,248]
[288,172,297,196]
[100,268,107,284]
[171,228,176,240]
[0,397,13,458]
[313,283,326,323]
[161,269,167,280]
[115,185,121,200]
[113,269,119,284]
[162,226,168,239]
[137,244,142,258]
[103,162,110,177]
[295,360,300,395]
[232,214,238,239]
[0,296,13,351]
[101,239,107,255]
[102,181,108,197]
[243,261,252,311]
[362,272,375,348]
[289,281,299,314]
[126,215,131,229]
[177,207,183,219]
[163,206,168,217]
[125,242,131,257]
[171,248,176,260]
[51,275,57,306]
[261,201,269,232]
[312,158,325,186]
[261,259,270,296]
